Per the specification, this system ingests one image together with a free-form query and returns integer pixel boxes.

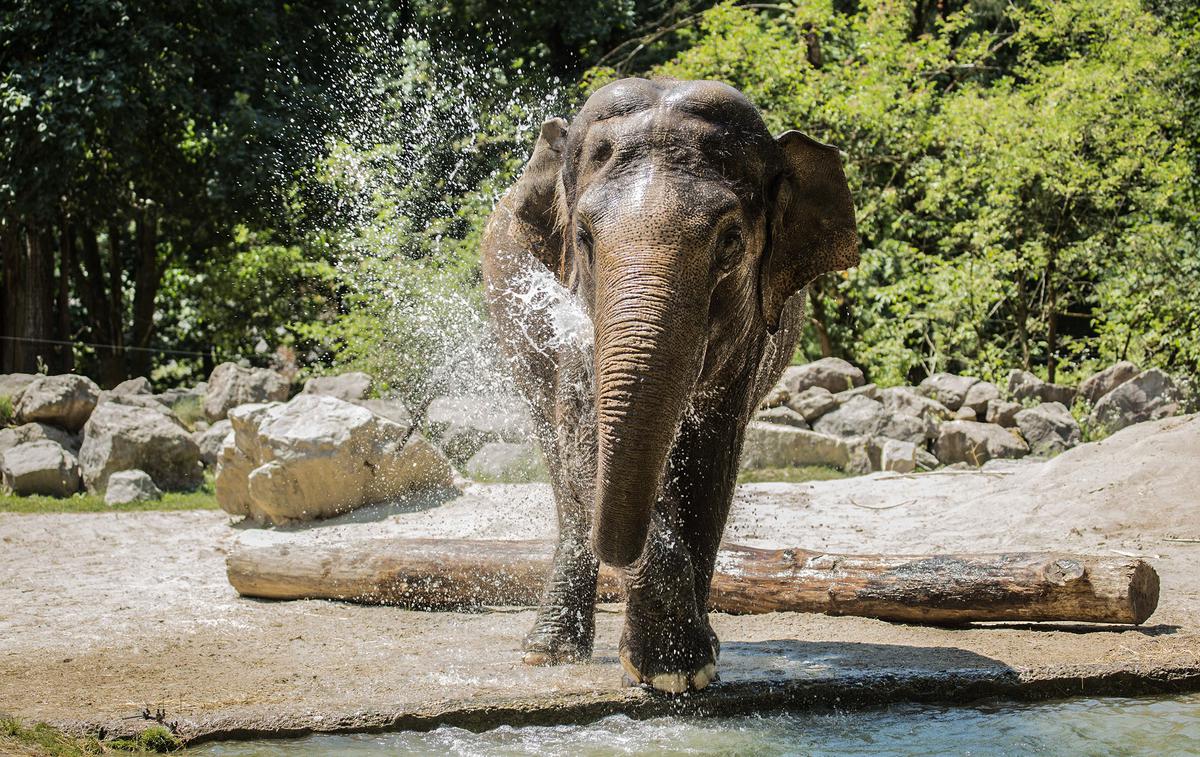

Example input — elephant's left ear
[760,130,859,332]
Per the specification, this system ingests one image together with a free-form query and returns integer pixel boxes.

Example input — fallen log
[226,537,1159,625]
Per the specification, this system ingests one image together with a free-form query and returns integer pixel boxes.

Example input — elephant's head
[510,78,858,567]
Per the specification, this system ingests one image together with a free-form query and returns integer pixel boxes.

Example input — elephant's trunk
[591,244,707,568]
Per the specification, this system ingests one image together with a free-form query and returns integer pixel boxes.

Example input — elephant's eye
[576,225,594,266]
[716,226,744,270]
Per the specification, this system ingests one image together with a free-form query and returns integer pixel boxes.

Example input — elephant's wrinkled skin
[481,78,859,693]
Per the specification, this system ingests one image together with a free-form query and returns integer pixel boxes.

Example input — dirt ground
[1,415,1197,745]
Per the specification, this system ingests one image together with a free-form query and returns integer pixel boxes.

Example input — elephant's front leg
[522,350,600,666]
[618,415,742,693]
[618,503,718,693]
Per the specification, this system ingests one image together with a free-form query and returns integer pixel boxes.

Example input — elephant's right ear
[760,131,859,333]
[508,117,568,273]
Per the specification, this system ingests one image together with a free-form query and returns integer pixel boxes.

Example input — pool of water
[192,693,1200,756]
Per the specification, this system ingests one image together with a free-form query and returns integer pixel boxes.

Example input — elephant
[481,77,858,693]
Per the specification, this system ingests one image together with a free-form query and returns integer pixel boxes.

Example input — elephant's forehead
[583,77,764,130]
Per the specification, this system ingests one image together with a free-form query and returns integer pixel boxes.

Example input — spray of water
[273,11,574,418]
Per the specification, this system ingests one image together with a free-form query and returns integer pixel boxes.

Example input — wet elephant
[481,77,858,693]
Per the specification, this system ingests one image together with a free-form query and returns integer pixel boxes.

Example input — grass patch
[0,717,180,755]
[738,465,850,484]
[0,394,13,426]
[0,477,218,514]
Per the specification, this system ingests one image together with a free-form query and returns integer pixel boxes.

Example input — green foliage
[1,716,176,755]
[0,479,217,514]
[0,394,12,426]
[649,0,1200,385]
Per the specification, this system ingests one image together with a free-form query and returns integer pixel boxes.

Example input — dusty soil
[0,415,1197,745]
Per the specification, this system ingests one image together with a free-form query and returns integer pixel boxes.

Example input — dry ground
[0,415,1197,745]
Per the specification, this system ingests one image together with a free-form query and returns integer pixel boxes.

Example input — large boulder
[880,438,918,474]
[785,386,839,423]
[203,363,289,422]
[1078,361,1140,405]
[14,374,99,431]
[961,381,1001,418]
[916,373,978,411]
[758,381,790,410]
[880,387,949,435]
[1007,369,1076,406]
[812,395,926,444]
[1087,369,1181,434]
[104,469,162,506]
[215,394,456,525]
[740,422,850,470]
[985,399,1022,428]
[302,372,373,402]
[1,440,81,497]
[351,398,412,428]
[1015,401,1082,456]
[111,377,152,395]
[778,358,865,395]
[463,441,547,483]
[0,422,80,455]
[193,419,232,468]
[425,395,535,464]
[0,373,38,405]
[79,401,202,493]
[753,406,810,429]
[934,420,1029,466]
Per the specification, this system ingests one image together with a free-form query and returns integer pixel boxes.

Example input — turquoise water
[191,693,1200,756]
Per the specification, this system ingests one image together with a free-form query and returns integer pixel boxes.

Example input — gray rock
[1014,401,1081,456]
[759,381,789,410]
[194,419,233,468]
[785,386,839,423]
[954,406,978,421]
[0,422,80,455]
[880,387,949,437]
[79,401,202,493]
[812,395,886,438]
[914,446,940,471]
[302,372,373,402]
[1,440,81,497]
[463,441,547,483]
[917,373,978,411]
[96,390,172,412]
[985,399,1022,428]
[934,421,1029,466]
[880,438,918,473]
[111,377,152,395]
[351,399,413,430]
[812,395,925,444]
[425,395,535,464]
[0,373,38,405]
[203,363,289,422]
[961,381,1000,417]
[779,358,865,395]
[844,435,875,475]
[753,406,810,429]
[103,469,162,505]
[834,383,880,403]
[1078,361,1140,405]
[15,374,100,432]
[1088,369,1181,434]
[215,394,457,525]
[740,422,849,470]
[1007,369,1076,406]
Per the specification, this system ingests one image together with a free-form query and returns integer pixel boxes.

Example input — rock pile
[748,359,1188,475]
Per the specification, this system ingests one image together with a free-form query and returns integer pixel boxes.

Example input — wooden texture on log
[226,537,1159,625]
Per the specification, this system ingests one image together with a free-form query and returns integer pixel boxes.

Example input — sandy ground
[0,415,1197,744]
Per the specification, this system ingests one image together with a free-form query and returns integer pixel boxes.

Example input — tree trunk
[55,221,75,373]
[226,538,1160,626]
[808,285,834,358]
[1045,251,1058,383]
[0,222,56,374]
[129,209,160,379]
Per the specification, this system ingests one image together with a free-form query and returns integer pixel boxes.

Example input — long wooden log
[226,537,1160,625]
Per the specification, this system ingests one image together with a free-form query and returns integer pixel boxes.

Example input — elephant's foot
[522,542,598,666]
[521,610,594,666]
[618,598,718,694]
